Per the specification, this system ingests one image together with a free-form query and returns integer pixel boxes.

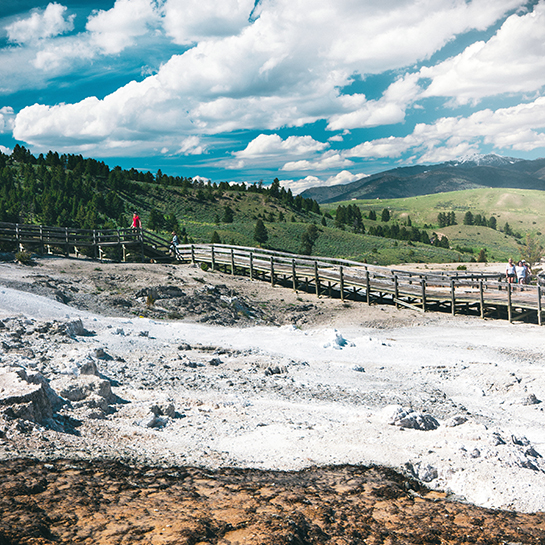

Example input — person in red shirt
[132,212,141,229]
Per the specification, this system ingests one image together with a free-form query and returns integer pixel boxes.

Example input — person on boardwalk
[132,212,142,230]
[506,258,516,283]
[169,231,179,257]
[515,260,526,289]
[522,260,532,284]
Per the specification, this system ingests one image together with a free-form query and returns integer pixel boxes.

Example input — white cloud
[282,151,353,171]
[161,0,255,45]
[86,0,161,55]
[280,170,365,195]
[420,2,545,104]
[177,136,206,155]
[0,145,11,155]
[0,107,15,133]
[327,74,422,131]
[6,3,75,44]
[7,0,533,158]
[345,96,545,162]
[235,134,328,158]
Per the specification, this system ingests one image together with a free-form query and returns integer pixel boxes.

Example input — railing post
[421,278,426,312]
[538,285,542,326]
[231,248,235,275]
[451,279,456,316]
[394,275,399,309]
[250,252,254,280]
[479,280,485,319]
[191,245,195,264]
[340,265,345,302]
[140,228,145,262]
[292,259,297,292]
[507,282,512,323]
[211,246,215,271]
[365,270,370,305]
[270,256,274,286]
[314,261,320,297]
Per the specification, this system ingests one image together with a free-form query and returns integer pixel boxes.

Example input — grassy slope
[123,182,462,266]
[321,188,545,262]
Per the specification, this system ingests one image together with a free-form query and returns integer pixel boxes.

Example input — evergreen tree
[253,219,268,244]
[477,248,487,262]
[211,231,221,244]
[463,211,474,225]
[222,205,234,223]
[269,178,280,198]
[381,208,390,222]
[299,224,319,255]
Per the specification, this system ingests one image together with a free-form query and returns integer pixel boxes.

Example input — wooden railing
[0,221,172,261]
[1,222,541,324]
[173,243,542,325]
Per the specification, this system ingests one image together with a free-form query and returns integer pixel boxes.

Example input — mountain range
[300,154,545,203]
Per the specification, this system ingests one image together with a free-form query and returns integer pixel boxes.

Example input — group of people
[506,258,531,285]
[132,211,179,257]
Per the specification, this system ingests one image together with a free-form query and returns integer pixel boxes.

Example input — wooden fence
[0,221,171,262]
[175,243,543,325]
[0,221,541,324]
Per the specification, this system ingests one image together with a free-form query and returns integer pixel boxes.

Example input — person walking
[132,212,142,230]
[522,260,532,284]
[515,260,526,289]
[506,258,516,283]
[169,231,179,257]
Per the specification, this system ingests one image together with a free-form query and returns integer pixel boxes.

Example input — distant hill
[301,154,545,203]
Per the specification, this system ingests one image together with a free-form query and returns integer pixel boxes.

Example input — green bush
[15,250,32,264]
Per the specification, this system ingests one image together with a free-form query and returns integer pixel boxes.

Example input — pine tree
[253,219,268,244]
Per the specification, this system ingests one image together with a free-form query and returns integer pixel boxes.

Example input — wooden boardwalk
[176,243,544,325]
[0,221,542,324]
[0,221,172,262]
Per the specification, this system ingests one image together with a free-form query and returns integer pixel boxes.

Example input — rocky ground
[2,254,545,544]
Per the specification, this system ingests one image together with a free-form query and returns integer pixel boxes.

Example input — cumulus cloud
[280,170,365,195]
[0,107,15,133]
[235,134,328,158]
[10,0,527,155]
[161,0,255,45]
[177,136,206,155]
[420,2,545,104]
[86,0,161,55]
[282,151,353,171]
[6,3,75,44]
[345,96,545,163]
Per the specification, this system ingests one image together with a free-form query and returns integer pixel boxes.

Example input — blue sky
[1,0,545,193]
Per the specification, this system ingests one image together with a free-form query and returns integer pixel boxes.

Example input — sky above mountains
[1,0,545,193]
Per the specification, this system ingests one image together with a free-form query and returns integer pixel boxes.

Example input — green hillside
[1,146,541,265]
[322,188,545,263]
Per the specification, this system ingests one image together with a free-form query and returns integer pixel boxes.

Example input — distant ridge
[300,155,545,203]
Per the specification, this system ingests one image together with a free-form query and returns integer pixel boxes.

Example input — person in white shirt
[515,261,526,288]
[506,258,516,283]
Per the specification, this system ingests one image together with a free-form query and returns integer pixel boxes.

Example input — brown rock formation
[1,459,544,544]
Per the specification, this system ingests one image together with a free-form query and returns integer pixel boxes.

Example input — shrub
[15,250,32,265]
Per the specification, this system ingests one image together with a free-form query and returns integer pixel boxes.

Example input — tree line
[0,146,321,231]
[334,203,449,247]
